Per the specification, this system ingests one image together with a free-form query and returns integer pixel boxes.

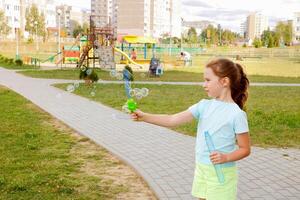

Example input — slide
[114,47,144,69]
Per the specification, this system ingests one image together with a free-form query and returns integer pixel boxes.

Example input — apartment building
[91,0,181,38]
[56,5,72,36]
[0,0,21,38]
[245,12,269,40]
[293,12,300,44]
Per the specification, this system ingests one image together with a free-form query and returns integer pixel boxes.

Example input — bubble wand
[123,67,137,113]
[204,131,225,184]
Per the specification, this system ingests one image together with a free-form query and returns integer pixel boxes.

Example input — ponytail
[206,58,249,110]
[231,63,249,110]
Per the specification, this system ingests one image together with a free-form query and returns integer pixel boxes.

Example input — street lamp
[180,17,183,52]
[57,9,62,68]
[169,7,172,56]
[15,21,20,60]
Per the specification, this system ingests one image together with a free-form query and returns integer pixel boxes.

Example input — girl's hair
[206,58,249,110]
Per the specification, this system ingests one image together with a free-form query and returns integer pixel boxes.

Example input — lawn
[55,83,300,148]
[19,68,300,83]
[166,56,300,78]
[0,86,155,199]
[0,60,39,70]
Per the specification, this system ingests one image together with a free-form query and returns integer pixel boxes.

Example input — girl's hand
[210,152,228,164]
[131,110,145,121]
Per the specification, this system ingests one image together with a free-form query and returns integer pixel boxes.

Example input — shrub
[79,66,99,83]
[7,59,14,64]
[15,59,23,66]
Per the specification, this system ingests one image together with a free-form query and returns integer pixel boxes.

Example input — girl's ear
[220,77,230,87]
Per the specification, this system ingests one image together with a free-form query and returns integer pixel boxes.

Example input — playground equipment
[77,15,116,69]
[118,35,157,65]
[114,47,143,68]
[76,9,157,70]
[62,45,80,63]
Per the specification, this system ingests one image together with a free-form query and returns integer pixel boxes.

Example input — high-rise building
[0,0,21,38]
[56,5,72,36]
[240,21,246,38]
[91,0,181,38]
[245,12,269,40]
[293,12,300,44]
[24,0,57,28]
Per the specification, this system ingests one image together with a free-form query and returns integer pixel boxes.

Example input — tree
[72,24,83,38]
[0,9,11,38]
[71,20,82,38]
[38,12,46,40]
[187,27,197,43]
[275,21,293,46]
[261,29,279,48]
[82,22,89,34]
[25,4,46,38]
[253,38,262,48]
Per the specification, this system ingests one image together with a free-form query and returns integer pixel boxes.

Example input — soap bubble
[86,68,92,75]
[140,73,146,78]
[129,89,136,97]
[135,92,143,100]
[133,88,140,94]
[116,73,124,80]
[81,66,87,71]
[110,70,117,77]
[140,87,149,97]
[122,105,130,113]
[66,84,75,93]
[73,82,80,88]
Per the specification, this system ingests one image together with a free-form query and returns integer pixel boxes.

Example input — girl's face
[203,67,224,98]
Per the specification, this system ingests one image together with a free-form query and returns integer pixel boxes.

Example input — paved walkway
[98,80,300,87]
[1,67,299,200]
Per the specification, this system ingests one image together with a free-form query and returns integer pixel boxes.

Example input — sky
[59,0,300,32]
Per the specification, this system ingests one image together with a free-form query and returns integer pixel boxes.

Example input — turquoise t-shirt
[188,99,249,167]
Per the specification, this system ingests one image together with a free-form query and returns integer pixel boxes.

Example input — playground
[0,9,300,200]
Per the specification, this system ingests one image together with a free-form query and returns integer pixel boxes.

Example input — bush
[79,66,99,83]
[15,59,23,66]
[7,59,14,64]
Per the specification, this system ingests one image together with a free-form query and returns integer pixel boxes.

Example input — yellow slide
[114,47,144,69]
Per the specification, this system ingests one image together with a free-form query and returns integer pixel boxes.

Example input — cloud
[182,0,213,8]
[192,8,250,21]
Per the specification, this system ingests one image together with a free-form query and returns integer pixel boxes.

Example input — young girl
[131,58,251,200]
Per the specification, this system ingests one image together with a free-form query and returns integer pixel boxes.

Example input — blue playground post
[144,43,147,59]
[152,44,156,57]
[204,131,225,184]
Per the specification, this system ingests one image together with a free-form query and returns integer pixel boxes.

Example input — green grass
[0,61,39,70]
[55,83,300,148]
[167,56,300,77]
[19,68,300,83]
[0,86,136,199]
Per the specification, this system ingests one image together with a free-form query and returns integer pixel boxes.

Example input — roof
[122,35,156,44]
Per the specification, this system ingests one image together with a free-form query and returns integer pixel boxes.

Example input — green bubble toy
[126,98,137,113]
